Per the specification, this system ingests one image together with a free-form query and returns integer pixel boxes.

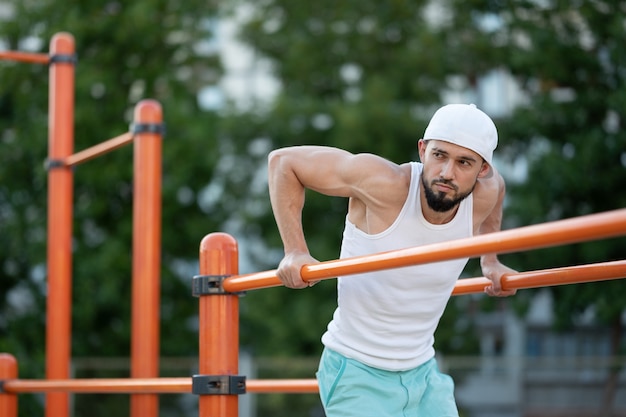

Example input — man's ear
[478,161,493,179]
[417,139,427,161]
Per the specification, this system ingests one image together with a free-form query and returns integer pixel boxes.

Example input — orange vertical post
[194,233,241,417]
[0,354,18,417]
[130,100,163,417]
[45,32,75,417]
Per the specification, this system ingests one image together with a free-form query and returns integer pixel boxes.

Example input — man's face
[418,140,488,212]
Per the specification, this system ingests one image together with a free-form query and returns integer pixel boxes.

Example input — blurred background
[0,0,625,416]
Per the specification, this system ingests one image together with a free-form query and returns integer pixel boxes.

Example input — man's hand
[481,260,517,297]
[277,251,320,289]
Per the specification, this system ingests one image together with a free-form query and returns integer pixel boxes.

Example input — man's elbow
[268,148,287,169]
[268,147,297,181]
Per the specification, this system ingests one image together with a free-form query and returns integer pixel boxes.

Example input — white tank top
[321,162,473,371]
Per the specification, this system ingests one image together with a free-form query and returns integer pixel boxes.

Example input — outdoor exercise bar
[1,256,624,399]
[0,211,624,416]
[0,50,50,64]
[222,208,626,293]
[1,31,166,417]
[47,91,163,417]
[195,209,625,417]
[2,257,622,397]
[63,132,134,167]
[130,99,164,417]
[195,233,240,417]
[452,259,626,295]
[0,375,319,395]
[45,32,76,417]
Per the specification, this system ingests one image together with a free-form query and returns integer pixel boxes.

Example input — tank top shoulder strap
[403,162,423,216]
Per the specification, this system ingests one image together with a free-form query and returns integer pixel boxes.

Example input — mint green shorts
[316,348,459,417]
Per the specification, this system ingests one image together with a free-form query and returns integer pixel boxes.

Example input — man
[268,103,516,416]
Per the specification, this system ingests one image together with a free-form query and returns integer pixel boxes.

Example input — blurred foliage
[1,0,625,416]
[0,0,222,415]
[453,0,626,328]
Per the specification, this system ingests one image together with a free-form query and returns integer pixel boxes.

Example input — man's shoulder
[476,173,501,193]
[474,171,503,208]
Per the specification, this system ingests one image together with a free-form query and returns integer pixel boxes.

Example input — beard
[421,175,475,213]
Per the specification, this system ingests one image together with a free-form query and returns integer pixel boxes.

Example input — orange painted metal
[3,377,191,394]
[452,260,626,295]
[130,100,163,417]
[45,32,75,417]
[223,268,280,293]
[504,259,626,290]
[1,377,319,394]
[223,208,626,293]
[246,379,318,393]
[2,265,624,400]
[198,233,240,417]
[63,132,134,167]
[0,50,49,64]
[0,354,18,417]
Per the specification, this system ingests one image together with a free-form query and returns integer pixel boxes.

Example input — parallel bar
[452,260,626,295]
[0,50,50,64]
[130,100,163,417]
[198,234,240,417]
[45,32,75,417]
[223,208,626,293]
[63,132,134,167]
[0,354,17,417]
[246,379,318,393]
[1,378,319,394]
[3,264,619,397]
[3,378,191,394]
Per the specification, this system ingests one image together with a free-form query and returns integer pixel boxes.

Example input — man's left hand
[481,261,518,297]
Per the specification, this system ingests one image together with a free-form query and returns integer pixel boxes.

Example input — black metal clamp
[130,122,166,136]
[44,158,67,170]
[192,274,244,296]
[192,274,228,296]
[49,53,77,65]
[192,374,246,395]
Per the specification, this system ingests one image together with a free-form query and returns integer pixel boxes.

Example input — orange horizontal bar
[0,50,50,64]
[452,260,626,295]
[63,132,134,166]
[3,378,191,394]
[246,379,318,393]
[224,269,280,292]
[223,208,626,293]
[1,378,319,394]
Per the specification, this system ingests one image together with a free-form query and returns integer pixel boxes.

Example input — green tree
[446,1,626,412]
[0,1,222,415]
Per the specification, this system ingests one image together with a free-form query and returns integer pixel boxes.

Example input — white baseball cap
[423,103,498,166]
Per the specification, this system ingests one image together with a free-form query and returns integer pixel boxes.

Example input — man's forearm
[268,150,310,254]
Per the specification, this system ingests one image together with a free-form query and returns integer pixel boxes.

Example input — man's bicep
[303,152,387,199]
